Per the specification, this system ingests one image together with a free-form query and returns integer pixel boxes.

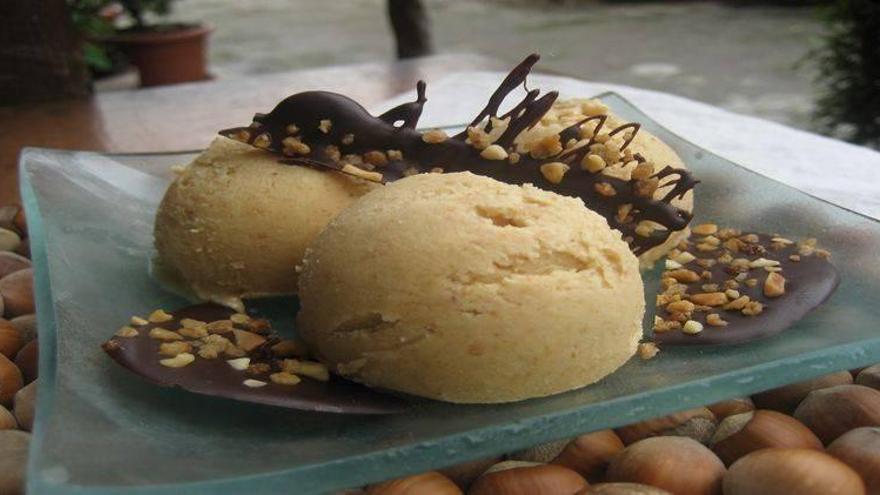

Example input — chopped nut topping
[696,242,718,252]
[148,309,174,323]
[341,133,355,145]
[149,328,183,341]
[318,119,332,133]
[706,313,729,327]
[692,223,718,236]
[180,318,206,328]
[616,203,633,224]
[666,269,701,283]
[690,292,728,306]
[232,329,267,352]
[286,124,299,135]
[724,296,750,310]
[665,259,683,270]
[270,372,302,386]
[673,252,697,265]
[530,134,563,159]
[725,289,741,300]
[422,129,449,144]
[253,133,271,149]
[230,313,250,325]
[281,359,331,381]
[342,164,383,182]
[247,363,271,375]
[324,145,341,162]
[634,178,659,198]
[282,137,311,156]
[159,341,192,357]
[116,326,139,338]
[206,320,234,334]
[508,152,521,164]
[638,342,660,360]
[130,316,149,326]
[243,379,267,388]
[745,278,758,287]
[749,257,780,268]
[430,167,444,174]
[631,162,654,180]
[540,162,570,184]
[386,149,403,161]
[271,340,308,358]
[594,182,616,197]
[682,320,704,335]
[363,150,389,167]
[179,326,208,339]
[701,283,720,292]
[582,154,606,173]
[789,254,801,262]
[741,233,760,243]
[764,272,786,297]
[635,221,656,238]
[230,129,251,142]
[667,300,696,314]
[653,318,682,333]
[227,357,251,371]
[160,353,195,368]
[742,301,764,316]
[480,144,508,161]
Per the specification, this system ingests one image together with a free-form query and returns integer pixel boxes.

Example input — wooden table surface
[0,53,504,203]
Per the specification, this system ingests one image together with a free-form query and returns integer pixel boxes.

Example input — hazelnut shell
[793,384,880,444]
[752,371,853,413]
[723,448,865,495]
[0,430,30,495]
[367,471,461,495]
[615,407,717,445]
[706,398,754,420]
[437,456,501,490]
[12,380,35,432]
[0,320,22,359]
[607,436,725,495]
[0,269,34,318]
[0,252,30,280]
[710,410,821,466]
[14,340,37,384]
[0,404,16,430]
[0,354,22,407]
[855,364,880,391]
[551,430,624,482]
[827,427,880,495]
[576,482,671,495]
[469,461,588,495]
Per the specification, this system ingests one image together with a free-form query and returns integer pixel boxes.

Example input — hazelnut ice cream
[296,172,645,403]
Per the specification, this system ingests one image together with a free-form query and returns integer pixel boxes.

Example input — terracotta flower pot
[107,23,212,87]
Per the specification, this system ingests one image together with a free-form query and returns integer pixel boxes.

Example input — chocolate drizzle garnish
[102,304,409,415]
[219,54,697,254]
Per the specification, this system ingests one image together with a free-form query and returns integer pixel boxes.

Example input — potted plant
[81,0,212,87]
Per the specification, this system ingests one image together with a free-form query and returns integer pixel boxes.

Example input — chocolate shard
[102,303,409,415]
[653,230,839,345]
[218,54,697,254]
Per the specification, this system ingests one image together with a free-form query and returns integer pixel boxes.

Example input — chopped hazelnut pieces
[582,154,606,173]
[116,326,139,338]
[286,124,299,135]
[634,178,659,198]
[282,137,311,156]
[386,149,403,161]
[149,328,183,341]
[508,152,521,164]
[232,329,266,352]
[724,295,750,310]
[540,162,569,184]
[706,313,728,327]
[148,309,173,323]
[421,129,448,144]
[692,223,718,236]
[742,301,764,316]
[665,259,683,270]
[682,320,704,334]
[749,257,780,268]
[130,316,149,326]
[226,357,251,371]
[364,150,389,167]
[667,300,696,314]
[179,325,208,339]
[666,269,701,283]
[180,318,206,328]
[159,341,192,356]
[206,320,234,334]
[252,133,271,149]
[282,359,330,381]
[341,133,355,145]
[243,379,267,388]
[638,342,660,360]
[689,292,728,307]
[230,313,250,325]
[594,182,616,197]
[480,144,508,161]
[530,134,563,159]
[764,272,786,297]
[160,353,195,368]
[341,164,383,182]
[631,162,654,180]
[271,340,308,358]
[270,372,302,386]
[318,119,332,133]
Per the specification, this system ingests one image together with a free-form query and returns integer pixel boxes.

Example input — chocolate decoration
[102,304,409,415]
[218,54,697,255]
[653,232,839,345]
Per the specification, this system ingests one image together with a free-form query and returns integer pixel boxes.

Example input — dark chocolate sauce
[219,54,697,255]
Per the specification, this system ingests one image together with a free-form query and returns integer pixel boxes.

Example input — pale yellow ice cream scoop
[153,137,374,310]
[297,172,645,403]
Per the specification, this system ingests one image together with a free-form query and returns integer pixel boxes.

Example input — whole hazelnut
[13,380,35,432]
[606,436,725,495]
[0,252,30,280]
[0,320,22,359]
[438,456,501,490]
[855,364,880,391]
[508,438,570,463]
[0,430,30,495]
[723,448,865,495]
[0,269,34,318]
[706,398,754,420]
[709,410,821,465]
[0,228,20,253]
[367,471,461,495]
[827,427,880,494]
[12,208,25,238]
[576,482,671,495]
[793,384,880,444]
[0,206,20,235]
[551,430,624,482]
[0,404,16,430]
[14,340,37,384]
[615,407,717,445]
[752,371,853,413]
[9,314,35,345]
[0,354,22,407]
[468,461,588,495]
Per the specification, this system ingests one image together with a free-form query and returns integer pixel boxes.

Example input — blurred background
[4,0,879,148]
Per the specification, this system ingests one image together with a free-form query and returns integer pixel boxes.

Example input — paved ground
[170,0,824,130]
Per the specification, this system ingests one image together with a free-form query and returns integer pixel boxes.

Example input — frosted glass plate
[20,93,880,494]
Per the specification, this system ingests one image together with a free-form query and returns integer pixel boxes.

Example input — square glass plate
[20,93,880,494]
